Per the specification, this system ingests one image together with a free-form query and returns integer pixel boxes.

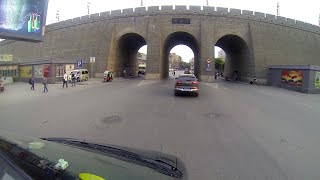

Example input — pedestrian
[43,76,48,92]
[123,69,126,78]
[62,72,68,88]
[173,71,175,76]
[30,76,35,90]
[71,72,76,87]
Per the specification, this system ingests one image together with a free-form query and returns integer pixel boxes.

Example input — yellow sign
[0,55,13,61]
[20,66,32,78]
[0,66,18,70]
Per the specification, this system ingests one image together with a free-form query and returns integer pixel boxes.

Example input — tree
[215,58,225,71]
[179,61,191,70]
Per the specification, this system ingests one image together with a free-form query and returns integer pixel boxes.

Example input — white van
[69,69,89,82]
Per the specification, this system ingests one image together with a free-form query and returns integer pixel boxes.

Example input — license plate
[183,88,191,91]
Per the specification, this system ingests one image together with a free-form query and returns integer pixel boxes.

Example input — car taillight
[192,81,198,84]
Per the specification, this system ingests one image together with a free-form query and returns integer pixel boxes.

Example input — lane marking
[137,80,158,86]
[295,102,313,109]
[201,83,219,89]
[137,80,144,86]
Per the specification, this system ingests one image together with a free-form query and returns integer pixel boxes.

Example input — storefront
[0,65,19,83]
[19,60,88,84]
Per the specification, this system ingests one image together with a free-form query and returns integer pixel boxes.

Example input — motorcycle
[0,82,5,93]
[103,71,113,82]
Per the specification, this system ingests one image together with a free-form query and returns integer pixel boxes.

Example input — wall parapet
[45,5,320,34]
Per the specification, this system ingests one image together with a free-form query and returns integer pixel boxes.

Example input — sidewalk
[0,78,104,106]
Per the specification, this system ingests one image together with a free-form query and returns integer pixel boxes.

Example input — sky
[46,0,320,62]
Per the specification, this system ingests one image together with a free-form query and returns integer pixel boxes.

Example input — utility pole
[56,10,60,22]
[140,0,143,6]
[206,0,209,6]
[87,1,91,15]
[277,2,280,16]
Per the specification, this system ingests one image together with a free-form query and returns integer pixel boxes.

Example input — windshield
[1,1,320,180]
[0,131,180,180]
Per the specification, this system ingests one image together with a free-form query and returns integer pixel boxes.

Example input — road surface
[1,75,320,180]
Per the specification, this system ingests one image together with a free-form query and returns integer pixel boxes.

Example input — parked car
[174,74,199,97]
[69,69,89,82]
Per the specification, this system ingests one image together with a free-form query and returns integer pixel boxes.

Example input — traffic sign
[90,57,96,63]
[76,60,83,68]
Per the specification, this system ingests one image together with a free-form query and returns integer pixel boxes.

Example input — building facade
[169,53,182,70]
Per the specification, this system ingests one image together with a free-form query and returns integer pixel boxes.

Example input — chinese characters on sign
[0,55,13,61]
[172,18,191,24]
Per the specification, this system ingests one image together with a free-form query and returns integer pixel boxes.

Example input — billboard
[315,71,320,88]
[281,70,303,86]
[34,64,43,77]
[19,65,32,78]
[0,0,49,42]
[43,64,49,77]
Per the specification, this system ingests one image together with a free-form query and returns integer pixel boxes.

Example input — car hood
[0,130,187,180]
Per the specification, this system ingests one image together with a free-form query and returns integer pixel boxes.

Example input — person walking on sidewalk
[30,76,35,90]
[62,72,68,88]
[43,76,48,92]
[71,72,76,87]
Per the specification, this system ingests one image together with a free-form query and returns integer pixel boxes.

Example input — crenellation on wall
[80,15,90,22]
[229,8,241,16]
[99,11,111,19]
[202,6,215,14]
[254,12,265,18]
[72,17,81,23]
[287,18,295,25]
[122,8,134,14]
[242,10,254,19]
[110,9,122,16]
[276,16,286,24]
[296,20,305,27]
[175,5,187,11]
[134,7,146,13]
[90,13,100,19]
[41,6,320,36]
[266,14,276,21]
[216,7,228,13]
[161,5,173,11]
[147,6,160,12]
[189,5,201,12]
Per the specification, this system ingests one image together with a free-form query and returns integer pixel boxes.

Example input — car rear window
[178,76,196,81]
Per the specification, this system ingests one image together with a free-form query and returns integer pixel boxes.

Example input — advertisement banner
[20,66,32,78]
[34,65,43,77]
[315,71,320,88]
[43,64,50,77]
[281,70,303,86]
[0,0,49,41]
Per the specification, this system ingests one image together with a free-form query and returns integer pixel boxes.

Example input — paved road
[1,77,320,180]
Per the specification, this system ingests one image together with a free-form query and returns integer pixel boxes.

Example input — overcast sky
[46,0,320,62]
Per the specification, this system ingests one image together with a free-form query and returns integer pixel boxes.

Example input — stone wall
[0,5,319,82]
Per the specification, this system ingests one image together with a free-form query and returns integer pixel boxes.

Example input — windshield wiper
[41,138,183,178]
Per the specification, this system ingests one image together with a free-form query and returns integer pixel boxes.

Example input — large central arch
[162,32,200,79]
[215,35,254,81]
[115,33,147,77]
